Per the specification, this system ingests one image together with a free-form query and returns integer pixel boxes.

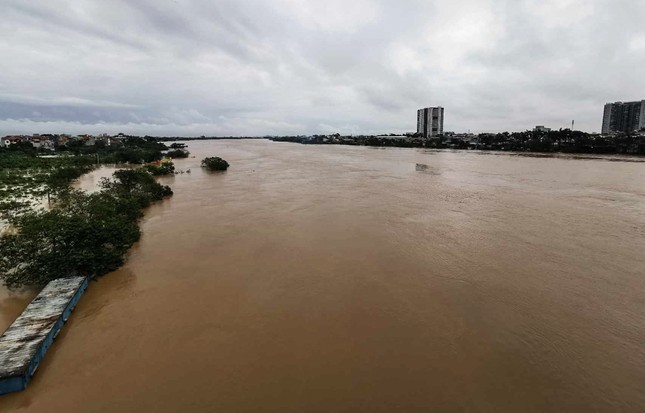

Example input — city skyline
[1,1,645,136]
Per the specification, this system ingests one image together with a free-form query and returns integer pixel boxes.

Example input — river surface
[1,140,644,412]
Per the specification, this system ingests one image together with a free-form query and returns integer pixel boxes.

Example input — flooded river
[1,140,644,412]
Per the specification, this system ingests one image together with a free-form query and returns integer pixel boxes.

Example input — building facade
[417,107,444,138]
[601,100,645,134]
[534,125,552,133]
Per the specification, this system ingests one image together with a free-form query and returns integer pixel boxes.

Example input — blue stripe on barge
[0,276,89,395]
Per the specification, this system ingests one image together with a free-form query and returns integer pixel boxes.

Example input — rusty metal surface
[0,277,86,379]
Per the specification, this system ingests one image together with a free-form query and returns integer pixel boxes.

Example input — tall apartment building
[601,100,645,134]
[417,107,444,138]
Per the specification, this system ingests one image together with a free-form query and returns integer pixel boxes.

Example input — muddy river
[1,140,644,412]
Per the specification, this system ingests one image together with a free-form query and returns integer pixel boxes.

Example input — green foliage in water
[201,157,229,171]
[65,137,168,164]
[0,151,97,215]
[165,149,190,159]
[141,161,175,176]
[0,169,173,288]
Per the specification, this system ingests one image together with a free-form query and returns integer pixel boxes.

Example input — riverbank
[269,130,645,156]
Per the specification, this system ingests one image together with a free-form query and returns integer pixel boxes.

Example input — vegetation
[141,161,176,176]
[201,157,229,171]
[165,149,190,159]
[468,129,645,154]
[0,169,172,288]
[64,136,168,163]
[0,141,176,288]
[271,129,645,155]
[0,150,96,215]
[0,137,177,215]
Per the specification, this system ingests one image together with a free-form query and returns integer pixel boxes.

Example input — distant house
[73,134,95,146]
[1,136,23,148]
[55,135,70,147]
[30,136,43,148]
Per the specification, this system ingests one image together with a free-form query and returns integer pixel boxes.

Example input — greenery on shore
[201,157,229,171]
[0,169,173,288]
[271,129,645,155]
[0,142,175,289]
[0,138,185,212]
[66,136,170,163]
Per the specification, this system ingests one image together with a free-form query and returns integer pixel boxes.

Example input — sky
[1,0,644,136]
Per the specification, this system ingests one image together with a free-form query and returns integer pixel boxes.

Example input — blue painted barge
[0,276,88,395]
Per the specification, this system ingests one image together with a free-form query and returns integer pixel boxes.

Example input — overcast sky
[1,0,644,136]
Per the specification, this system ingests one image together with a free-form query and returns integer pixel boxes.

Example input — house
[1,136,23,148]
[55,135,70,148]
[26,135,55,151]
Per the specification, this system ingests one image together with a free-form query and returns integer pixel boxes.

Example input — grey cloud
[0,0,644,136]
[0,94,141,109]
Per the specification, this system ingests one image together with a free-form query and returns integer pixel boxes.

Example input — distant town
[275,100,645,155]
[2,100,645,156]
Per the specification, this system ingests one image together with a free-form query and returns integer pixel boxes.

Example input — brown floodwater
[1,140,644,412]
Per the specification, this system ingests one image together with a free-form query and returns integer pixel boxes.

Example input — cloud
[0,93,141,109]
[1,0,644,135]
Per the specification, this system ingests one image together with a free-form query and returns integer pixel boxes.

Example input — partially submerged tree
[142,161,175,176]
[201,157,229,171]
[165,149,190,159]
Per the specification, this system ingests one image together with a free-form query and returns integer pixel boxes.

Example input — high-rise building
[417,107,444,138]
[601,100,645,134]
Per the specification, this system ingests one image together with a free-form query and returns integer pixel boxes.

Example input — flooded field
[1,140,644,412]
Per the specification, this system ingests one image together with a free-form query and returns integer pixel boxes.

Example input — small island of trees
[201,157,229,171]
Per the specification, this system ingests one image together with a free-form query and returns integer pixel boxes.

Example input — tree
[165,149,190,159]
[100,169,173,208]
[201,157,229,171]
[142,161,175,176]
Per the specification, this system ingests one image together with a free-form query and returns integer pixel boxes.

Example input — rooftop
[0,277,86,379]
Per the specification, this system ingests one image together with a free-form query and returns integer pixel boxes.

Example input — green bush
[201,157,229,171]
[141,161,175,176]
[165,149,190,159]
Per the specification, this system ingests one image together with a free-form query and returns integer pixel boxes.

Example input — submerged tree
[201,157,229,171]
[142,161,175,176]
[165,149,190,159]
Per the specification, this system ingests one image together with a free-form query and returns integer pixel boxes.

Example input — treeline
[155,136,261,142]
[64,136,170,163]
[271,129,645,155]
[471,129,645,155]
[1,136,189,164]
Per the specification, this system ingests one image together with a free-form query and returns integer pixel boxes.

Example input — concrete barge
[0,276,88,395]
